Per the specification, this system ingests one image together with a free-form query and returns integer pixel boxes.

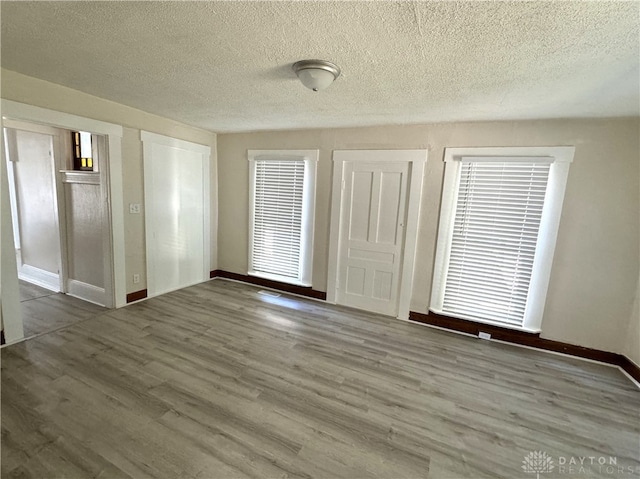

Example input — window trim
[430,146,575,332]
[248,149,318,287]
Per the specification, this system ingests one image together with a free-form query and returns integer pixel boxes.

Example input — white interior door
[142,132,210,298]
[4,124,63,292]
[337,161,409,316]
[328,150,426,319]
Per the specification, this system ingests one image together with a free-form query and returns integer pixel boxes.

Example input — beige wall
[217,118,639,354]
[1,69,218,294]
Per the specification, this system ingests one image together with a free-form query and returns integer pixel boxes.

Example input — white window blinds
[441,161,551,327]
[252,159,304,281]
[432,148,574,332]
[248,151,317,287]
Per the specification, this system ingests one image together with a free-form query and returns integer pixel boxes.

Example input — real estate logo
[522,451,555,479]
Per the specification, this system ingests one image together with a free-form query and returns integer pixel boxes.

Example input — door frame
[141,131,211,298]
[1,100,125,344]
[327,150,426,320]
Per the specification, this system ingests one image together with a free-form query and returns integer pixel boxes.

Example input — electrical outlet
[478,332,491,340]
[133,273,140,284]
[129,203,141,214]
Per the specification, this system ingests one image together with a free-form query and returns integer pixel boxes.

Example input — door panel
[65,183,104,288]
[377,172,403,244]
[349,170,373,242]
[337,161,409,316]
[373,270,392,300]
[346,266,366,295]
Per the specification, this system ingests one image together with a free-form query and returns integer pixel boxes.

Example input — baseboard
[410,310,619,363]
[409,310,640,385]
[126,289,148,303]
[210,270,327,300]
[18,264,60,292]
[67,279,106,306]
[619,356,640,384]
[409,310,542,343]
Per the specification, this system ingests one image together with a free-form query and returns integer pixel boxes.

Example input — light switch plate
[129,203,141,214]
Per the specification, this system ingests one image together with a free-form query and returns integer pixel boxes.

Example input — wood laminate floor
[18,280,108,338]
[2,279,639,478]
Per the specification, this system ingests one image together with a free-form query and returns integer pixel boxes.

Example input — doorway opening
[3,119,113,338]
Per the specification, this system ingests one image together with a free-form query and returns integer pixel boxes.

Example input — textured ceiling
[1,1,638,133]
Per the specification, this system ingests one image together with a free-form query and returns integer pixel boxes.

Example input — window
[431,147,574,332]
[248,150,318,286]
[71,131,94,171]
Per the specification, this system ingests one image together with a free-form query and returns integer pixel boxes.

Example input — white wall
[1,69,218,294]
[216,119,640,355]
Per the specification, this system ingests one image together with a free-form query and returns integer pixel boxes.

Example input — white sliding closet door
[142,132,210,297]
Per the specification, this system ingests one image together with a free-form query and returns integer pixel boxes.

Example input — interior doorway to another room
[3,119,114,339]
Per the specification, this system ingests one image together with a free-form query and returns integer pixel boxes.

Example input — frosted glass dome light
[292,60,340,92]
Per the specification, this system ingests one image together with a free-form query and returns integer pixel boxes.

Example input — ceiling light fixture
[292,59,340,92]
